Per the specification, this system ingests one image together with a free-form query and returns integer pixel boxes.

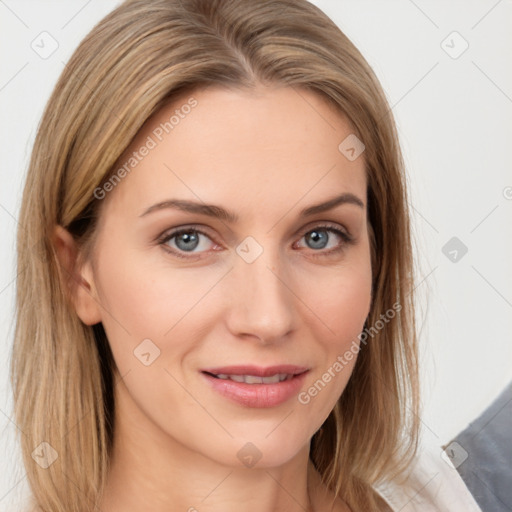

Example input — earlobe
[52,225,102,325]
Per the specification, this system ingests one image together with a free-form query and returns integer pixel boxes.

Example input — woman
[10,0,480,511]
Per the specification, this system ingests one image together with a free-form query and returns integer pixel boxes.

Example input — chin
[208,430,311,470]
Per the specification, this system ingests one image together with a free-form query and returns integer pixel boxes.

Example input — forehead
[100,85,367,222]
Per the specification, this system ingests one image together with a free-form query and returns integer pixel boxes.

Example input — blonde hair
[11,0,420,510]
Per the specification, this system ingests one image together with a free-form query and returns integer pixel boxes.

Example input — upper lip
[202,365,309,377]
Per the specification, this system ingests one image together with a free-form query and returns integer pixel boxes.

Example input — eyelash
[157,223,355,260]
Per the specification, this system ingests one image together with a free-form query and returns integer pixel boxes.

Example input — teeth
[214,373,291,384]
[245,375,264,384]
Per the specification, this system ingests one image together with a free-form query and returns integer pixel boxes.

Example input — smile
[200,365,310,408]
[209,373,294,384]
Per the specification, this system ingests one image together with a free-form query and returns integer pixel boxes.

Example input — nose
[225,247,295,344]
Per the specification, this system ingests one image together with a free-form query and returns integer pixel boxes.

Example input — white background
[1,0,511,508]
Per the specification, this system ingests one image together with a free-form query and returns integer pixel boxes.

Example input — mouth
[203,372,295,384]
[201,364,309,383]
[200,365,310,408]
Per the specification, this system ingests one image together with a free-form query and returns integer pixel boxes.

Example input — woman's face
[79,85,372,468]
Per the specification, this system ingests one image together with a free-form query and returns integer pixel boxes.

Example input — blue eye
[159,227,216,259]
[294,224,355,259]
[158,224,354,260]
[298,226,351,251]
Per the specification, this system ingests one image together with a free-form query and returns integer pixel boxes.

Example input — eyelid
[298,220,352,240]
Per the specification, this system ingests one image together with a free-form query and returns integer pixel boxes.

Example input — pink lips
[201,365,310,408]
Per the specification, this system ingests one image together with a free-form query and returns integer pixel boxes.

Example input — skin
[54,85,372,512]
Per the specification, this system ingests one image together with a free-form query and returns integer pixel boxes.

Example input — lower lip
[201,371,309,408]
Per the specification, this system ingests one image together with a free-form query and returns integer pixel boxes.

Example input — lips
[201,364,310,408]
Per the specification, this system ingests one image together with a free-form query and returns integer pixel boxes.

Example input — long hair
[11,1,420,510]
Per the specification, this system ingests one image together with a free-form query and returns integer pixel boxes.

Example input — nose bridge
[227,239,295,342]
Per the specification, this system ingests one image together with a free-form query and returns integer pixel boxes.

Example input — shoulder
[372,442,483,512]
[451,381,512,511]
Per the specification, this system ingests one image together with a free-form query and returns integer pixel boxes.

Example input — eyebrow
[139,192,365,223]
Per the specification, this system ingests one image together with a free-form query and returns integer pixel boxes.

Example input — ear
[52,225,102,326]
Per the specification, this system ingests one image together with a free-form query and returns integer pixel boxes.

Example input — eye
[294,224,354,257]
[158,226,218,259]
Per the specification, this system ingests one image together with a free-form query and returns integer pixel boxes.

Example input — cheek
[333,278,371,343]
[303,256,372,342]
[93,246,226,371]
[296,257,372,407]
[91,253,213,428]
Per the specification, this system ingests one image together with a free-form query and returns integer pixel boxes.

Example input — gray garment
[450,380,512,512]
